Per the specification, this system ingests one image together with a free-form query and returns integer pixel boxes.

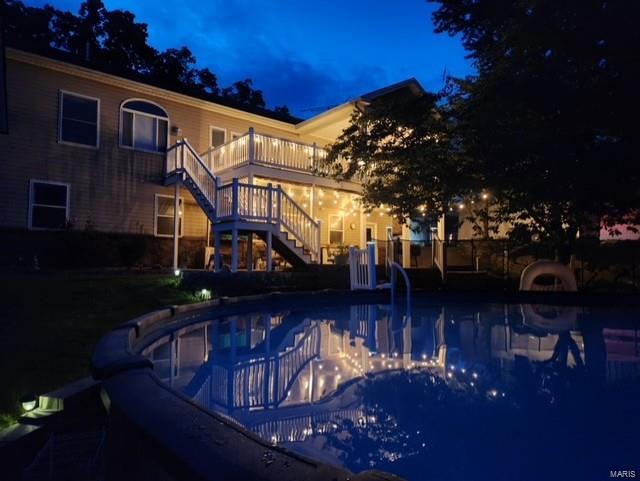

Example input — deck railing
[215,179,320,261]
[201,128,346,176]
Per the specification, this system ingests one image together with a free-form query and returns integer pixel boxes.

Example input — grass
[0,271,196,428]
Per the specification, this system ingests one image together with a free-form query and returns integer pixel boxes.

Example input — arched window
[120,99,169,153]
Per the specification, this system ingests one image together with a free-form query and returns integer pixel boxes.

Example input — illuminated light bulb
[458,204,464,210]
[489,389,499,398]
[334,366,339,371]
[472,372,478,379]
[482,193,488,200]
[174,269,181,276]
[461,368,466,374]
[446,372,453,378]
[318,201,323,206]
[470,381,475,387]
[421,354,427,360]
[318,364,323,370]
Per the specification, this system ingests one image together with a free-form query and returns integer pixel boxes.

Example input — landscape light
[21,394,37,412]
[174,269,181,276]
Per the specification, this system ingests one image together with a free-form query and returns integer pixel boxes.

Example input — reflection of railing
[200,128,347,176]
[250,408,365,443]
[190,323,320,410]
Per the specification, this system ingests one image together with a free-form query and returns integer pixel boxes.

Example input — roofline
[6,48,300,132]
[294,77,427,136]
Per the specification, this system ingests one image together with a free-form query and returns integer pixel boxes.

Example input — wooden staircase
[165,141,320,269]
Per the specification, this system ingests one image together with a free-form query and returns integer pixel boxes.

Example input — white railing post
[316,219,322,263]
[276,185,282,233]
[367,242,377,288]
[180,142,185,171]
[232,178,239,221]
[248,127,255,164]
[312,142,317,170]
[267,183,273,223]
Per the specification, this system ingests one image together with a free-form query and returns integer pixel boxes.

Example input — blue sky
[28,0,473,118]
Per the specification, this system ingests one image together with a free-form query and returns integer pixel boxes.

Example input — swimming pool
[140,298,640,481]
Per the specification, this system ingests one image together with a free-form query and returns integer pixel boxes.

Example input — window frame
[58,90,100,149]
[28,179,70,230]
[209,125,227,149]
[154,194,184,238]
[230,131,243,141]
[328,214,344,245]
[119,98,169,155]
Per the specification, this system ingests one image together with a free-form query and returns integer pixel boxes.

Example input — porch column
[173,183,180,271]
[247,232,253,272]
[266,230,273,272]
[214,229,221,272]
[231,228,238,273]
[402,223,411,268]
[310,184,315,219]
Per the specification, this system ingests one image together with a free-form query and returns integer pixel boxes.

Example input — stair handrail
[278,187,320,261]
[166,140,218,214]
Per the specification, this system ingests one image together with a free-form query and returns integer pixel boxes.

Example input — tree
[325,86,472,222]
[222,79,266,108]
[326,1,640,256]
[2,0,288,115]
[430,0,640,253]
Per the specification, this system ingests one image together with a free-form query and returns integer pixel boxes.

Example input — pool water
[141,299,640,481]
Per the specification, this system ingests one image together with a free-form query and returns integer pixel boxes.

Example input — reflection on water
[141,302,640,481]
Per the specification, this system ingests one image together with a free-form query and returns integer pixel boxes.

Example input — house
[0,47,419,271]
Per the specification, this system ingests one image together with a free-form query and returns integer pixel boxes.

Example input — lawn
[0,271,195,427]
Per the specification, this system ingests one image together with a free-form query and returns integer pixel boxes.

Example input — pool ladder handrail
[388,260,412,322]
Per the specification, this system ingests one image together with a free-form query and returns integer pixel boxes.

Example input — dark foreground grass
[0,271,195,427]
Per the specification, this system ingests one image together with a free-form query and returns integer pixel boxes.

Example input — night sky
[27,0,473,118]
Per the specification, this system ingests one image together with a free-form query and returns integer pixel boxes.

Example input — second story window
[210,126,226,148]
[120,99,168,153]
[59,91,99,147]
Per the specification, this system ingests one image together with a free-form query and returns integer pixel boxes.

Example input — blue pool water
[141,299,640,480]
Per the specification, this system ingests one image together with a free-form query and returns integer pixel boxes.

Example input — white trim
[209,125,227,148]
[328,214,344,245]
[28,179,70,230]
[58,90,100,149]
[154,194,184,238]
[119,98,170,154]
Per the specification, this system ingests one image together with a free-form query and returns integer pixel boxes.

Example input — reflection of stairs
[165,141,320,267]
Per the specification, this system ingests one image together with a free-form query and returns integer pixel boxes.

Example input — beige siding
[0,55,311,238]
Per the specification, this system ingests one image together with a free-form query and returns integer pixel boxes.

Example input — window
[366,223,376,243]
[120,99,169,153]
[231,131,243,141]
[210,126,226,148]
[329,215,344,245]
[155,194,183,237]
[59,91,99,147]
[29,180,69,229]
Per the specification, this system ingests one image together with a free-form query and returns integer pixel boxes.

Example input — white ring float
[519,260,578,292]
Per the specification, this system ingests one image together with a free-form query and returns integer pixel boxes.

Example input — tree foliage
[433,0,640,248]
[327,0,640,251]
[327,87,471,222]
[1,0,285,113]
